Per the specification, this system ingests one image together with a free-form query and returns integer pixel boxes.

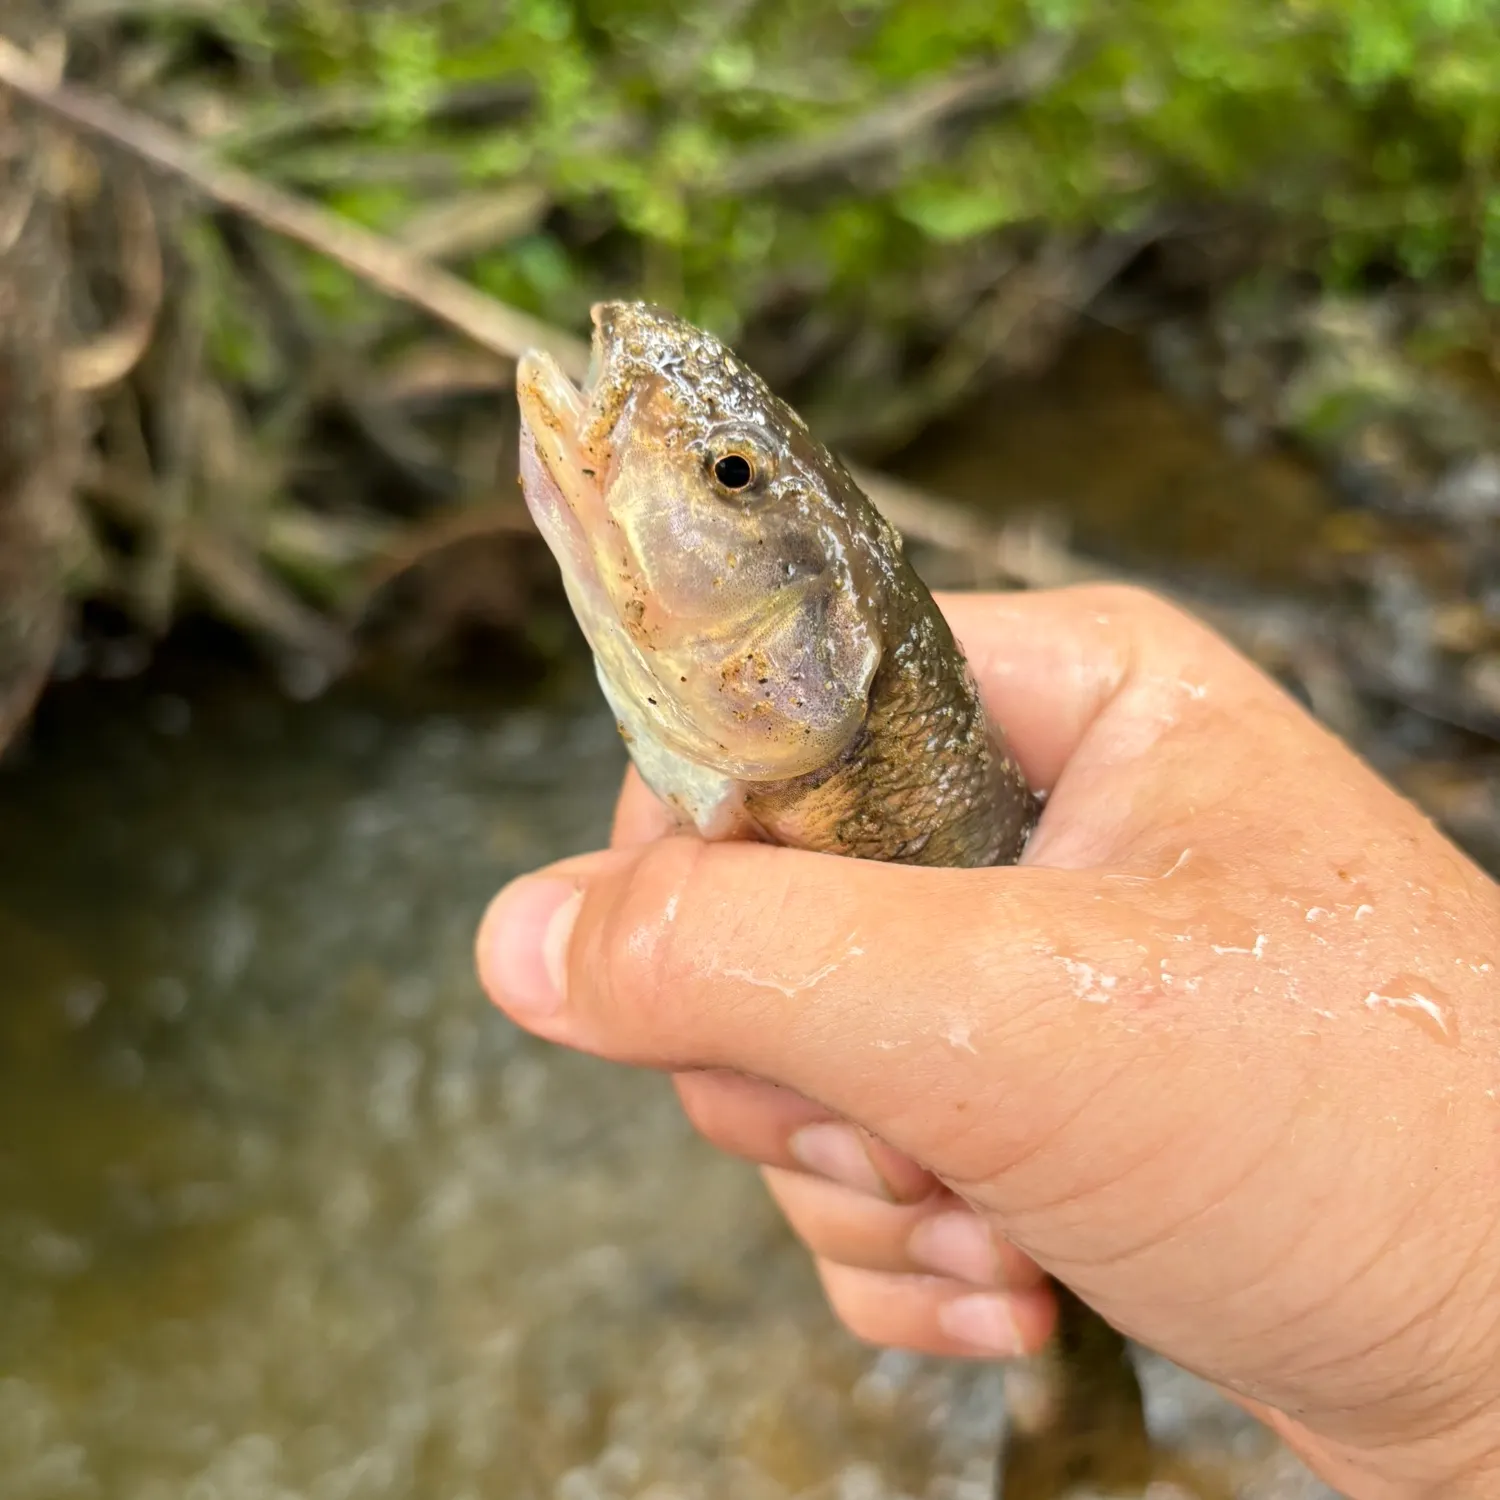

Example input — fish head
[517,301,885,782]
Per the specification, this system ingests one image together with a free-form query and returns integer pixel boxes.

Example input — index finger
[934,584,1195,793]
[611,765,680,848]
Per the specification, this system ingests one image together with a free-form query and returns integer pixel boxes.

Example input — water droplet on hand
[1362,974,1458,1045]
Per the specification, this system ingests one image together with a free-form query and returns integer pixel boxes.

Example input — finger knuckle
[1080,581,1183,631]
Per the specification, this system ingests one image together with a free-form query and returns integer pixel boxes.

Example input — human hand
[477,585,1500,1500]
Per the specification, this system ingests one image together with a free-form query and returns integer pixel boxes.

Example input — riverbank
[5,3,1500,766]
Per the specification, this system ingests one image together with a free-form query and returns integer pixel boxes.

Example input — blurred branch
[213,216,456,499]
[65,0,223,18]
[209,78,532,156]
[719,33,1078,193]
[850,468,1106,590]
[268,145,466,194]
[83,462,349,669]
[398,183,551,263]
[59,168,163,392]
[0,34,592,377]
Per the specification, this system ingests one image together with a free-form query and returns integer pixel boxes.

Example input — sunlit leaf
[1480,190,1500,302]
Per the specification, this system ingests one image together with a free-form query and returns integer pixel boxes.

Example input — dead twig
[60,167,163,392]
[367,344,513,406]
[263,510,399,596]
[0,30,63,253]
[718,33,1077,194]
[399,183,551,263]
[213,215,455,500]
[0,35,592,378]
[65,0,219,16]
[84,462,349,669]
[851,467,1107,590]
[135,193,202,630]
[268,145,465,195]
[207,78,532,157]
[0,126,45,255]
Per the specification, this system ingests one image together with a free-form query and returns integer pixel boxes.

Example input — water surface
[0,657,1335,1500]
[0,325,1351,1498]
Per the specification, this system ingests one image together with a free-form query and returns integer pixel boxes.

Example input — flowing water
[0,338,1344,1500]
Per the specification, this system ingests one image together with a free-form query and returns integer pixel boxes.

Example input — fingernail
[483,878,582,1019]
[909,1211,999,1285]
[788,1122,893,1200]
[938,1292,1025,1356]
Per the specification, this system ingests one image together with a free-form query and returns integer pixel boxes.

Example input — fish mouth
[514,302,628,518]
[516,314,599,525]
[517,308,730,770]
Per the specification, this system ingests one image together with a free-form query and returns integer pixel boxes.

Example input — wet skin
[480,582,1500,1500]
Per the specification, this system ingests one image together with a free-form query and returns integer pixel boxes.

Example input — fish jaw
[515,349,608,545]
[514,361,613,677]
[516,348,649,706]
[594,658,758,842]
[517,345,741,778]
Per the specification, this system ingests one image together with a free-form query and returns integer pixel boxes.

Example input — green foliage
[369,11,443,136]
[1481,191,1500,303]
[172,0,1500,352]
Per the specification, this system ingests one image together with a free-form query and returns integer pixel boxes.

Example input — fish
[515,301,1189,1498]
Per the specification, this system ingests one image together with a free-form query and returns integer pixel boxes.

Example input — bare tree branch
[0,35,592,378]
[719,33,1077,194]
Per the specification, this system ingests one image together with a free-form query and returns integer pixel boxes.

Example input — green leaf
[1345,9,1416,91]
[515,0,573,43]
[1029,0,1085,29]
[1480,190,1500,302]
[465,133,533,184]
[1428,0,1486,29]
[705,44,756,91]
[1397,217,1452,280]
[371,15,442,136]
[896,180,1020,241]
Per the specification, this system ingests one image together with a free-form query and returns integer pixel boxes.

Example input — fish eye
[712,452,755,492]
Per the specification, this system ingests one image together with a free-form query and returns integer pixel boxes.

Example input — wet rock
[1143,283,1500,782]
[1432,452,1500,524]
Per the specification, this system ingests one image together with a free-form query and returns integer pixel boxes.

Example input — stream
[0,335,1348,1500]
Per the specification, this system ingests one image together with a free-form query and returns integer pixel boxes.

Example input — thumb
[476,834,1169,1187]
